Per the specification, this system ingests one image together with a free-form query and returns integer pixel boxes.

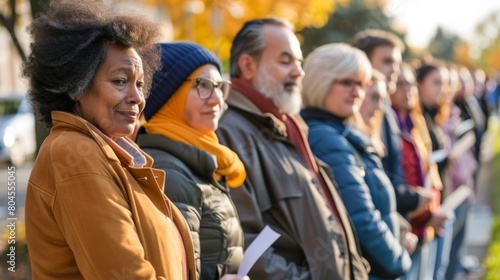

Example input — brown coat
[25,111,196,280]
[217,90,369,280]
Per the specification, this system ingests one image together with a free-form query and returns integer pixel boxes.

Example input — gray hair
[302,43,372,108]
[230,17,294,78]
[23,0,163,126]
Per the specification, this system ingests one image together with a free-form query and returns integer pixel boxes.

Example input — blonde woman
[301,43,411,279]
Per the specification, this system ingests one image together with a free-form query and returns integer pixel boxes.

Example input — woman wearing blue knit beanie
[137,42,248,280]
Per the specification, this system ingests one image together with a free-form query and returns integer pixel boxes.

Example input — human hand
[407,188,434,219]
[402,232,418,255]
[446,154,458,168]
[220,274,250,280]
[426,211,452,236]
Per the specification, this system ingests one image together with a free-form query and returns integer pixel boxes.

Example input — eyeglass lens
[195,78,231,99]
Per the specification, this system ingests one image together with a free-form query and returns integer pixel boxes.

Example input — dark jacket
[137,134,244,280]
[302,107,411,279]
[455,96,487,160]
[422,106,451,179]
[216,90,370,280]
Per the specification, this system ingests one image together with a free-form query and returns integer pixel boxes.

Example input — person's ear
[238,54,258,81]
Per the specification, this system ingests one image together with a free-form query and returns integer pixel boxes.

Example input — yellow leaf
[137,0,341,67]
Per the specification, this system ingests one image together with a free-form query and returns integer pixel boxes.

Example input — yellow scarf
[143,67,246,187]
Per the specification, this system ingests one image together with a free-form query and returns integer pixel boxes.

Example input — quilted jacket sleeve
[307,124,411,279]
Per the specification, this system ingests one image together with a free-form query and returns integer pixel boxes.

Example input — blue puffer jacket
[302,108,411,280]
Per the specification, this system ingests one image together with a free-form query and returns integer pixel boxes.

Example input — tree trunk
[0,0,26,61]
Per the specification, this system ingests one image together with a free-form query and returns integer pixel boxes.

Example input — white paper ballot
[237,225,280,276]
[429,149,448,164]
[423,173,433,190]
[449,131,476,159]
[453,119,474,138]
[437,185,471,214]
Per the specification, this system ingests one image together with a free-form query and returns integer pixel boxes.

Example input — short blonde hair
[302,43,372,108]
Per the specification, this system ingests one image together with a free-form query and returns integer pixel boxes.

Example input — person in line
[443,65,478,280]
[415,59,456,280]
[358,69,419,260]
[300,43,411,279]
[351,30,433,219]
[391,63,449,280]
[356,70,389,156]
[471,68,490,139]
[137,41,247,280]
[216,18,370,279]
[454,66,486,163]
[23,0,196,279]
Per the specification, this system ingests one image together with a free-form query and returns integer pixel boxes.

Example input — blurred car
[0,95,36,166]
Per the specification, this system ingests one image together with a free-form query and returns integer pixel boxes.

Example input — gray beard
[254,70,302,115]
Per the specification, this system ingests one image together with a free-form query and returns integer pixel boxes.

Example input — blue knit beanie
[144,42,222,121]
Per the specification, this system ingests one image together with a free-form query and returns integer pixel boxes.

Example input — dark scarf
[300,106,346,124]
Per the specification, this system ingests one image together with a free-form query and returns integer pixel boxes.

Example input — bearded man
[216,18,370,280]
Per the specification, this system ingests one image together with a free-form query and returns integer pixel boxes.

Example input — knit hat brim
[144,42,222,121]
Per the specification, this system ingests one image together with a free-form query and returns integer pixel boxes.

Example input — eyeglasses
[185,77,232,100]
[334,78,371,90]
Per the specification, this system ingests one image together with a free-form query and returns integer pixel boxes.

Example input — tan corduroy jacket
[25,111,196,280]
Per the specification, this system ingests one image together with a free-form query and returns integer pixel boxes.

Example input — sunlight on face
[360,80,386,125]
[253,25,304,115]
[254,66,303,115]
[370,45,402,93]
[418,69,444,108]
[184,65,225,134]
[324,73,367,119]
[75,44,145,139]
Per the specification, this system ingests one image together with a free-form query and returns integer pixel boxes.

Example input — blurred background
[2,0,500,279]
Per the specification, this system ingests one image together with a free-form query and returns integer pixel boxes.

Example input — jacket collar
[137,134,218,180]
[51,111,154,168]
[300,107,375,154]
[137,134,229,193]
[300,107,346,125]
[224,81,312,137]
[224,87,289,137]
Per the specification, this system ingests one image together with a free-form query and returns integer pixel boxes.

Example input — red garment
[401,137,440,239]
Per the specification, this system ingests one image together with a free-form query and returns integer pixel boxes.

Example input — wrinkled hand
[402,232,418,255]
[426,211,452,236]
[220,274,250,280]
[407,188,434,219]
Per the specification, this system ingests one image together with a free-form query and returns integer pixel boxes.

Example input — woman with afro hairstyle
[23,0,196,279]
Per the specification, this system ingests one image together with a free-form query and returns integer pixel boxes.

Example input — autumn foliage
[137,0,346,62]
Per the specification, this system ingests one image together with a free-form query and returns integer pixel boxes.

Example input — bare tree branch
[0,0,26,62]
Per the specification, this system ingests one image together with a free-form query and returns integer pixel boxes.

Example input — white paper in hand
[423,173,433,190]
[437,185,471,214]
[429,149,448,164]
[450,131,476,159]
[237,225,280,276]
